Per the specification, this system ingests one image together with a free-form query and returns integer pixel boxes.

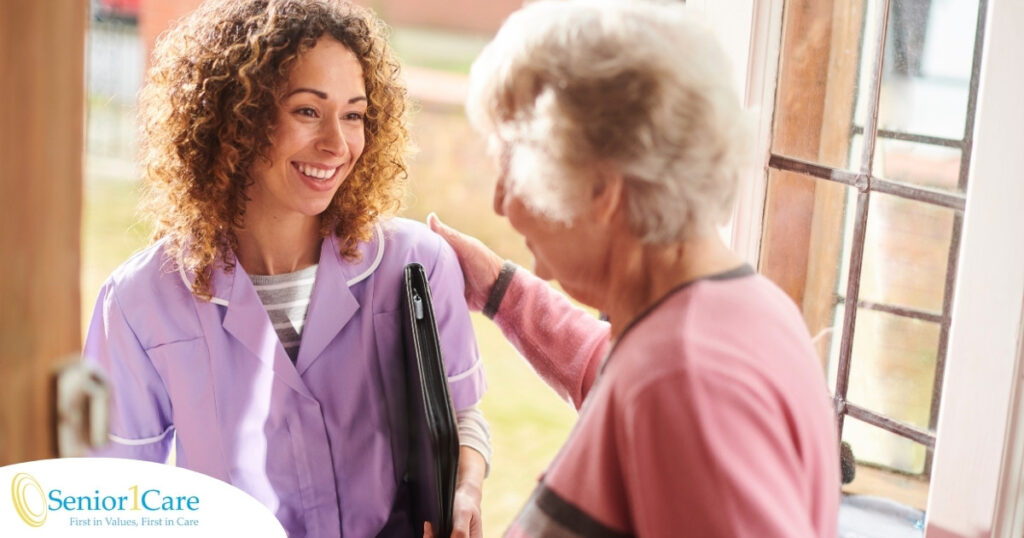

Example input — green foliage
[389,26,489,75]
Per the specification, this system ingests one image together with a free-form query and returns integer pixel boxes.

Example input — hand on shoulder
[427,213,504,312]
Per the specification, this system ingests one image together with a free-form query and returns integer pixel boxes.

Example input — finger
[451,511,470,538]
[427,212,449,237]
[428,212,470,246]
[423,521,434,538]
[429,213,477,259]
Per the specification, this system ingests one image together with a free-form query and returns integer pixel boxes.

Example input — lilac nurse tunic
[83,218,486,537]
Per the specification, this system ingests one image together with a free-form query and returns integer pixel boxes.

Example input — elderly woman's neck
[235,215,323,276]
[602,233,745,340]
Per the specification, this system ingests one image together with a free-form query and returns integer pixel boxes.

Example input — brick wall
[139,0,520,68]
[361,0,521,34]
[138,0,203,65]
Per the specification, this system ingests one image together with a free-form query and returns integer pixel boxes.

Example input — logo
[1,459,286,536]
[11,472,48,527]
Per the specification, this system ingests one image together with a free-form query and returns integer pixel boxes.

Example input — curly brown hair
[139,0,408,300]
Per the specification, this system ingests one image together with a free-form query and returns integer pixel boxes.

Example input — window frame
[923,0,1024,534]
[704,0,1024,533]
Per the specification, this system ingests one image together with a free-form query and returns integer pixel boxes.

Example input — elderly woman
[83,1,489,536]
[429,1,839,536]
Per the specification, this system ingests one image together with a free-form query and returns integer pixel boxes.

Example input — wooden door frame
[0,0,87,465]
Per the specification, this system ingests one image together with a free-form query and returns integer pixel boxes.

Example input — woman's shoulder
[379,216,440,248]
[343,217,465,313]
[377,217,451,269]
[100,238,190,304]
[358,217,465,291]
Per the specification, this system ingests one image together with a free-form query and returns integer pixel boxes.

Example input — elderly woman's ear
[588,168,625,227]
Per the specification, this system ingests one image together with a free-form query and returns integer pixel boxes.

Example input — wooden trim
[800,0,864,353]
[758,0,860,310]
[0,0,87,464]
[758,0,863,365]
[757,0,832,306]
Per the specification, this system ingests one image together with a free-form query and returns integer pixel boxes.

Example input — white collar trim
[178,223,385,306]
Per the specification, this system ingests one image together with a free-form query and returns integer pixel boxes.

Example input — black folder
[401,262,459,538]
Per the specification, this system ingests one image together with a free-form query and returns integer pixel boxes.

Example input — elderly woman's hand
[428,213,504,312]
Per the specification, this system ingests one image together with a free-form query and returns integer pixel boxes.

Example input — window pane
[765,0,990,515]
[824,303,940,474]
[846,306,939,429]
[860,192,955,312]
[841,421,930,509]
[760,169,851,369]
[763,181,949,476]
[843,400,932,475]
[874,0,981,141]
[874,138,963,194]
[770,0,879,171]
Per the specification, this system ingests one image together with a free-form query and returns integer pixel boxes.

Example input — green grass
[80,165,148,324]
[471,317,576,531]
[83,106,575,536]
[389,25,490,75]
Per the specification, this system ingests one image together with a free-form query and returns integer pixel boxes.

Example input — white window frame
[925,0,1024,535]
[703,0,1024,535]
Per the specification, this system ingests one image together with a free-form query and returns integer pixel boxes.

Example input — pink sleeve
[491,268,610,409]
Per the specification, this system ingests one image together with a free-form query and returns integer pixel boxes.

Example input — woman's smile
[292,160,342,192]
[293,161,340,181]
[246,37,367,221]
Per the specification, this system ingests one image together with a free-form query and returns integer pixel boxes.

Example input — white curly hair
[466,0,751,242]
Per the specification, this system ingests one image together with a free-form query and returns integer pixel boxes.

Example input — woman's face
[493,150,612,305]
[247,37,367,223]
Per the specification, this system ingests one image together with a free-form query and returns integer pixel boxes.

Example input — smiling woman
[239,37,369,274]
[135,0,408,297]
[81,1,490,537]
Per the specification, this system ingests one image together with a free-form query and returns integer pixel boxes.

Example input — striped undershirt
[249,264,318,363]
[247,264,493,468]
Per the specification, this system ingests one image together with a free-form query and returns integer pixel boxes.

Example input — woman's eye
[344,112,365,122]
[295,107,318,118]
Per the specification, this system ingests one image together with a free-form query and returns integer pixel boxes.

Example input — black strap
[482,261,517,319]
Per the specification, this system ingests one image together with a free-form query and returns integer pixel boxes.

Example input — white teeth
[296,163,338,180]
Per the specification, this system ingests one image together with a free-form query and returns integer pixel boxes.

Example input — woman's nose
[316,119,347,156]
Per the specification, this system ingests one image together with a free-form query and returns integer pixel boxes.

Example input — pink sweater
[494,266,839,537]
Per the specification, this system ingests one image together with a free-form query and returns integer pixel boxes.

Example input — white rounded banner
[0,458,285,537]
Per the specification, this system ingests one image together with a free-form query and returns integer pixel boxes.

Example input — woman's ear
[589,167,625,226]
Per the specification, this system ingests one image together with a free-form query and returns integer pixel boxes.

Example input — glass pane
[832,306,938,477]
[843,401,932,475]
[874,138,963,194]
[760,170,851,369]
[842,421,930,510]
[771,0,880,171]
[860,192,955,312]
[874,0,981,141]
[846,306,940,430]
